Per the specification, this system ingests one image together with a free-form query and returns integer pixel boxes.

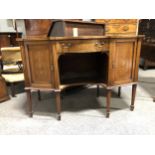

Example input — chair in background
[1,46,24,97]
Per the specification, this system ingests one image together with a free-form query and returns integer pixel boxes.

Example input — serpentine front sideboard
[18,35,143,120]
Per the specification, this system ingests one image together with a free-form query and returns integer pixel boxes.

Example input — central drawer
[58,39,109,54]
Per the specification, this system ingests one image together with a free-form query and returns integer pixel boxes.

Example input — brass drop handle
[95,42,104,48]
[95,42,100,45]
[100,42,105,45]
[61,43,72,48]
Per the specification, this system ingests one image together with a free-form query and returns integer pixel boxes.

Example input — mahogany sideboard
[18,35,143,120]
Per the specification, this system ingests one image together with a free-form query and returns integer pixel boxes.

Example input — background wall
[0,19,26,35]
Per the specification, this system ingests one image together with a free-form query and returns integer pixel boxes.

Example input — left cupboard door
[25,42,54,89]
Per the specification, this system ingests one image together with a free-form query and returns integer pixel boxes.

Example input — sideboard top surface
[17,35,144,42]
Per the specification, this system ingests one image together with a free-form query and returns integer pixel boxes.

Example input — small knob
[95,42,100,46]
[122,26,129,31]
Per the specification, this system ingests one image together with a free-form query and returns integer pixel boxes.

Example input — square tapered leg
[55,92,61,120]
[130,84,137,111]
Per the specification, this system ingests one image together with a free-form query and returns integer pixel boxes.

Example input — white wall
[0,19,26,35]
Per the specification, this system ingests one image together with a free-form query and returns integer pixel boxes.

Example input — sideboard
[18,35,143,120]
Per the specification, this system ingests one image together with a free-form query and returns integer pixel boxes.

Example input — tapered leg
[55,92,61,121]
[130,84,137,111]
[118,87,121,97]
[96,85,100,97]
[37,90,41,101]
[26,90,33,117]
[106,89,112,118]
[10,83,15,97]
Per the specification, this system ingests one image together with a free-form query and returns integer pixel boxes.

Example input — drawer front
[58,40,109,53]
[96,19,137,24]
[106,24,137,35]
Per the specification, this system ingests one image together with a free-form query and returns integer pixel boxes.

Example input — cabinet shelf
[58,52,108,85]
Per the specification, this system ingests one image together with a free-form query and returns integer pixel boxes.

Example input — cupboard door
[25,42,54,88]
[109,39,137,85]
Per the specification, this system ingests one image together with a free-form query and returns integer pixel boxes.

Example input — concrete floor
[0,68,155,134]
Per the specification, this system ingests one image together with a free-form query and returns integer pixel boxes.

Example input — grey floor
[0,68,155,135]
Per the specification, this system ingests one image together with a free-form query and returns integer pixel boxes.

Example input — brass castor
[130,105,134,111]
[106,112,110,118]
[57,114,61,121]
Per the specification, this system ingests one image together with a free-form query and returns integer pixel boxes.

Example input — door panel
[26,43,54,88]
[110,40,136,85]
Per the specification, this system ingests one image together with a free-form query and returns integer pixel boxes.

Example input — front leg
[130,84,137,111]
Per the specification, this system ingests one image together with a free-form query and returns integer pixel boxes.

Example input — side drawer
[106,24,137,35]
[96,19,137,24]
[58,39,109,53]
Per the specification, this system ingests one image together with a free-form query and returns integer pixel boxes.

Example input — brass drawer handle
[100,42,105,45]
[61,43,72,49]
[95,42,104,48]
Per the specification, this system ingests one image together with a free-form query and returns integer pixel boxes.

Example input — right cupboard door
[109,39,137,85]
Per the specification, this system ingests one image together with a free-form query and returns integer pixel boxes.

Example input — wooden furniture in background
[95,19,138,36]
[0,32,22,100]
[0,32,22,48]
[48,20,105,36]
[1,47,24,97]
[0,32,22,69]
[138,19,155,69]
[18,35,143,120]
